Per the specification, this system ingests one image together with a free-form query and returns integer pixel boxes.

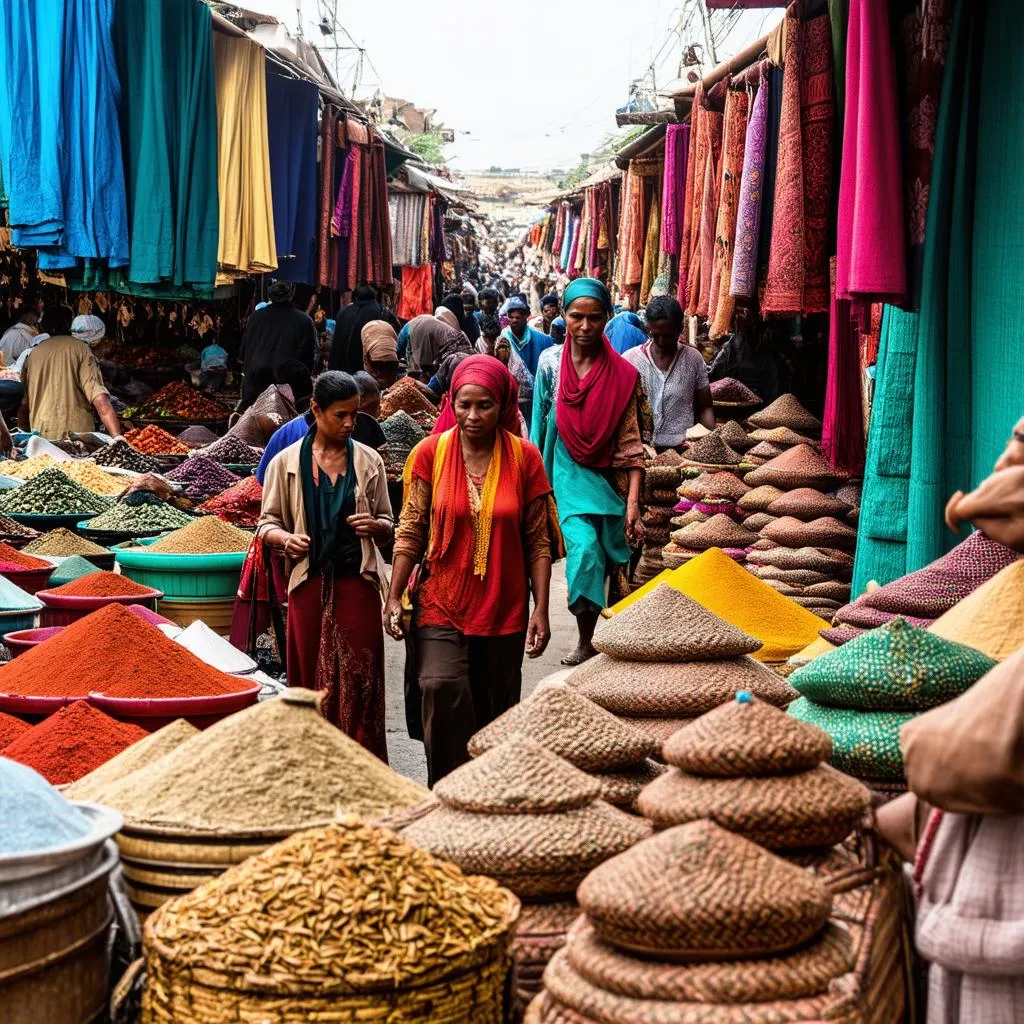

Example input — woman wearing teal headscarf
[531,278,651,665]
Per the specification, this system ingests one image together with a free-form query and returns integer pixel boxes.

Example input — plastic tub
[75,520,168,547]
[88,682,260,732]
[36,581,164,628]
[0,563,57,596]
[6,512,95,532]
[0,692,88,719]
[2,626,65,656]
[115,541,244,600]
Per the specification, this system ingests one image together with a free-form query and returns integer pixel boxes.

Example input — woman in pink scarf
[530,277,647,665]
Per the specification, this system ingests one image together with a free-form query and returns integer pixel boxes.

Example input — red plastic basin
[2,626,65,656]
[88,683,261,733]
[37,586,164,628]
[0,691,88,721]
[0,565,57,595]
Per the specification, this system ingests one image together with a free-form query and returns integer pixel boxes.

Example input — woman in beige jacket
[258,372,394,759]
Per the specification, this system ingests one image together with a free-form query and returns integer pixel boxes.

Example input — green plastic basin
[114,539,244,599]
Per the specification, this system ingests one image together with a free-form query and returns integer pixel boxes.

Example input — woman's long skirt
[287,570,387,762]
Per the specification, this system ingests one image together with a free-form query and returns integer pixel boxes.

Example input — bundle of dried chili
[0,604,253,699]
[2,701,148,785]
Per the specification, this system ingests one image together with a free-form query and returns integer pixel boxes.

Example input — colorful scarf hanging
[678,84,703,305]
[619,165,645,289]
[762,5,804,315]
[822,258,866,475]
[800,13,834,315]
[709,86,749,338]
[661,124,689,255]
[694,100,724,318]
[835,0,907,305]
[730,68,769,299]
[639,184,662,306]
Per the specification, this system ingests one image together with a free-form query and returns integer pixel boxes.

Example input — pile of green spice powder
[85,492,194,533]
[0,469,112,516]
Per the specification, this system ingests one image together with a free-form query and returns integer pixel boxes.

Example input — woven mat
[637,765,870,850]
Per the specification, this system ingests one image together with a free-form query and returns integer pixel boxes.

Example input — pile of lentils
[85,491,194,533]
[23,528,109,557]
[177,425,219,449]
[94,439,160,474]
[166,457,240,503]
[381,410,426,449]
[191,434,263,466]
[0,515,39,540]
[0,469,112,516]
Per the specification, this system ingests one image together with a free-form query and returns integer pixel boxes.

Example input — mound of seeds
[176,425,219,448]
[94,690,430,833]
[145,816,517,995]
[85,492,194,533]
[94,439,160,473]
[23,528,109,557]
[190,433,262,465]
[382,410,427,449]
[0,515,39,539]
[0,455,61,479]
[58,461,128,496]
[147,516,251,554]
[0,469,112,516]
[165,457,240,503]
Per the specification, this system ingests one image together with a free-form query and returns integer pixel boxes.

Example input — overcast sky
[249,1,782,172]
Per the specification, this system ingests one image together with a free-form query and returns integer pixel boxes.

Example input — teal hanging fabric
[854,0,1024,593]
[112,0,219,298]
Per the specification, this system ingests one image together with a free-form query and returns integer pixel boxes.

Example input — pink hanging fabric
[661,124,689,255]
[822,259,866,475]
[730,70,768,299]
[835,0,907,304]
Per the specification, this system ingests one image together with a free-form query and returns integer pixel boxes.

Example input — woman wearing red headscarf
[531,277,650,666]
[384,355,563,784]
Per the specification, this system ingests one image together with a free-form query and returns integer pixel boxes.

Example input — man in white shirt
[624,296,715,451]
[0,311,40,367]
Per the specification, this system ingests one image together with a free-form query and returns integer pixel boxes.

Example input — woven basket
[645,486,678,505]
[632,554,665,587]
[661,696,831,777]
[468,687,656,771]
[737,485,786,512]
[642,526,671,546]
[744,445,845,491]
[862,531,1020,617]
[671,509,708,527]
[766,488,853,522]
[577,821,832,960]
[806,608,840,623]
[671,515,758,552]
[143,941,513,1024]
[402,802,651,898]
[637,765,870,850]
[514,902,580,1012]
[567,654,798,717]
[434,736,603,814]
[566,918,854,1003]
[745,441,788,461]
[649,450,684,467]
[752,566,834,586]
[678,472,751,502]
[641,506,675,527]
[792,596,841,611]
[717,420,756,453]
[819,625,865,646]
[747,395,822,434]
[787,698,914,783]
[788,618,996,712]
[761,579,803,597]
[593,585,761,662]
[659,543,700,569]
[710,378,762,406]
[803,581,852,602]
[834,603,933,629]
[747,546,853,575]
[590,760,667,808]
[762,516,858,553]
[747,426,819,448]
[616,718,693,757]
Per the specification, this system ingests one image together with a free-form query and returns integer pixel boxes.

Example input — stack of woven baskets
[637,449,685,585]
[823,530,1020,646]
[638,692,870,849]
[570,583,798,752]
[709,376,762,415]
[141,817,520,1024]
[468,685,663,812]
[401,736,651,1013]
[787,618,997,794]
[665,470,753,569]
[526,819,860,1023]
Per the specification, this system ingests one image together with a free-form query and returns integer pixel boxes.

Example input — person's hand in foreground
[946,465,1024,554]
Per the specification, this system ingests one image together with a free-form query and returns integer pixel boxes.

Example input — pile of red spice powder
[0,603,252,699]
[0,540,52,573]
[2,700,148,784]
[45,571,154,599]
[0,709,30,748]
[198,476,262,528]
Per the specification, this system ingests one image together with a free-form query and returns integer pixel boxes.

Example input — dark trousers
[415,626,526,786]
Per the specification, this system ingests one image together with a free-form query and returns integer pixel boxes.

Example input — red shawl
[556,336,638,468]
[433,355,521,435]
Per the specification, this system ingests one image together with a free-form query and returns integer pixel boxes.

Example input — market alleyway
[383,562,573,785]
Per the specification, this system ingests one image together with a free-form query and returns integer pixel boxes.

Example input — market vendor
[624,296,716,451]
[18,309,122,440]
[258,372,394,758]
[530,277,647,666]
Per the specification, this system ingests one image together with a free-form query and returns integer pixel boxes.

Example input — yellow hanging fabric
[213,33,277,280]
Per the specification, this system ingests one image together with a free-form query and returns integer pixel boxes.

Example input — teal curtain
[854,0,1024,592]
